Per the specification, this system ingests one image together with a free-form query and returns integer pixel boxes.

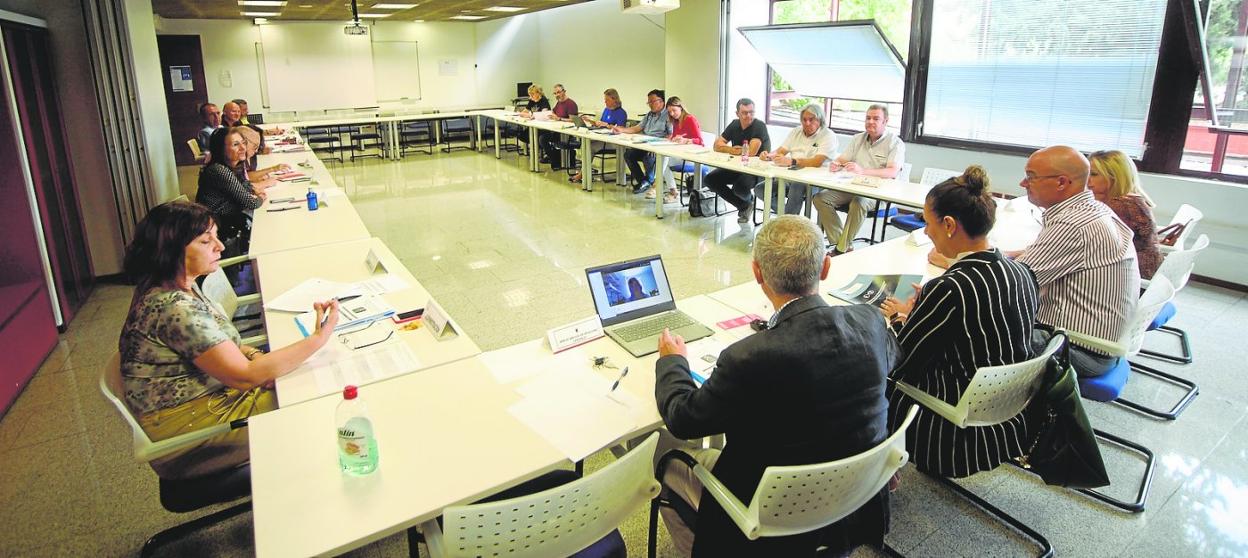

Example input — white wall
[476,14,541,107]
[533,0,666,119]
[724,0,767,126]
[125,0,179,203]
[666,0,722,131]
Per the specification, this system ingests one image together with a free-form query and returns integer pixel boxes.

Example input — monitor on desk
[516,82,533,98]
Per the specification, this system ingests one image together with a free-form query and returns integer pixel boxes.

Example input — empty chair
[186,138,204,162]
[887,166,958,236]
[417,432,661,558]
[349,123,384,161]
[399,119,434,156]
[856,162,914,244]
[1158,203,1202,253]
[439,116,475,152]
[1139,234,1209,364]
[648,406,919,557]
[99,354,253,557]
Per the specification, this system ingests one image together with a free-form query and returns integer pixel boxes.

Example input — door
[157,34,208,165]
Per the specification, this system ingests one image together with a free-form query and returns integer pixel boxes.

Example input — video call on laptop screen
[587,256,674,322]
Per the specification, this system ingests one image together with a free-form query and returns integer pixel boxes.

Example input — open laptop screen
[586,255,676,327]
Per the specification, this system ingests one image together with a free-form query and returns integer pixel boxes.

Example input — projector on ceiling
[344,23,368,36]
[621,0,679,15]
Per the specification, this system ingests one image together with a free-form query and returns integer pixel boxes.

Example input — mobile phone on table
[392,308,424,324]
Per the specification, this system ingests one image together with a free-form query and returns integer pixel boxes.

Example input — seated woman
[514,84,552,153]
[1089,149,1161,279]
[653,96,703,203]
[881,166,1041,478]
[569,88,629,184]
[119,200,339,479]
[235,125,287,186]
[196,127,267,257]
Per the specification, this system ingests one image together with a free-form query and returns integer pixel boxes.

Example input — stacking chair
[887,167,960,235]
[304,126,342,163]
[186,138,204,162]
[1158,203,1203,253]
[399,120,434,156]
[648,406,918,558]
[893,334,1068,557]
[439,116,475,152]
[100,354,253,557]
[199,254,266,347]
[348,124,384,161]
[1139,234,1209,364]
[416,432,660,558]
[854,162,913,244]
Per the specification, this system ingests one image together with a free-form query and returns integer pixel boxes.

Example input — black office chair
[439,117,475,152]
[399,120,434,156]
[348,124,384,161]
[304,126,342,163]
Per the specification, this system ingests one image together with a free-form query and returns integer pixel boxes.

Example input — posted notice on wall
[438,59,458,76]
[169,66,193,92]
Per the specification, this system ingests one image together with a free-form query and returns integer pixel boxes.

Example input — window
[1180,0,1248,177]
[916,0,1169,157]
[763,0,911,132]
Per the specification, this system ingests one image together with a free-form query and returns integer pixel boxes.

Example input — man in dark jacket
[654,215,898,557]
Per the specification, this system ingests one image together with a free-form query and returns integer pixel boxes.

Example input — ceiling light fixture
[345,0,369,35]
[483,6,524,12]
[254,17,270,24]
[449,15,486,20]
[241,11,280,16]
[238,1,287,6]
[372,3,419,8]
[358,13,391,17]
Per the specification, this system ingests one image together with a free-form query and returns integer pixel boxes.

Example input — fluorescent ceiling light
[254,17,270,24]
[483,6,524,12]
[449,15,486,20]
[238,1,286,6]
[241,11,281,16]
[359,13,390,17]
[372,3,418,8]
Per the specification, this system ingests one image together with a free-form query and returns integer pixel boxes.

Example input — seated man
[813,104,904,255]
[611,89,671,194]
[234,98,283,135]
[1015,145,1139,377]
[755,103,837,215]
[703,98,770,224]
[195,102,221,153]
[654,215,898,557]
[538,83,579,170]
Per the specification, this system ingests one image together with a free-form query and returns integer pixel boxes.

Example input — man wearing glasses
[613,89,672,194]
[1016,145,1139,378]
[813,104,905,255]
[539,84,580,170]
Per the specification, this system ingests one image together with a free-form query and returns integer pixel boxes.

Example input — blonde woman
[570,88,629,184]
[1088,150,1160,279]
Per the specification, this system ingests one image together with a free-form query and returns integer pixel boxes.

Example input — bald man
[1016,145,1139,377]
[221,101,243,128]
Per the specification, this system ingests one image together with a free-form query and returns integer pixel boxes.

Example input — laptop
[585,255,713,357]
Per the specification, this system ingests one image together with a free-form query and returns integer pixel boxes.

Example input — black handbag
[1018,331,1111,489]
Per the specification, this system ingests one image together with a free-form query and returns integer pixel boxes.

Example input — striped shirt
[1017,190,1139,351]
[886,249,1040,477]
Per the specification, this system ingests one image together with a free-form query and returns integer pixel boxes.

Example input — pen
[609,366,629,392]
[265,206,299,212]
[269,197,297,203]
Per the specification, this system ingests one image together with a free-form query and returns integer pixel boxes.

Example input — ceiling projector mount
[345,0,368,35]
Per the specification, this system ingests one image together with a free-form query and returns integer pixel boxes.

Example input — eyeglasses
[338,319,395,350]
[1021,174,1063,185]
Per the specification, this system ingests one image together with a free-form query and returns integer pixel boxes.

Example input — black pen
[266,206,299,212]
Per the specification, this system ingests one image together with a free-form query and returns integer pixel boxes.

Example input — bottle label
[337,417,373,460]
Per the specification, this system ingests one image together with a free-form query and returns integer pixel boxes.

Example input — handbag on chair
[1017,331,1111,489]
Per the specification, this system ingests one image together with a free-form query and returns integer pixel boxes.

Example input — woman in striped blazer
[881,166,1041,478]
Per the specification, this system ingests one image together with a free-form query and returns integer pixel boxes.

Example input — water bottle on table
[306,187,319,211]
[336,385,379,475]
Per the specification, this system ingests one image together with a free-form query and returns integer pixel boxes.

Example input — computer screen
[586,255,674,325]
[516,82,533,98]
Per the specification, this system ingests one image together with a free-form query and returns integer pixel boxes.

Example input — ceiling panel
[152,0,591,22]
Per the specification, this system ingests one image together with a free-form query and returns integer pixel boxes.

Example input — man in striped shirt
[1016,146,1139,377]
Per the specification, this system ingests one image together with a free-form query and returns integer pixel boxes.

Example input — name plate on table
[422,298,458,340]
[546,316,604,353]
[364,248,388,275]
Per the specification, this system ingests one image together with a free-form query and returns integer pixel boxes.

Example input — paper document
[294,295,394,336]
[509,367,644,461]
[303,338,421,396]
[353,275,409,297]
[684,338,728,386]
[828,274,923,308]
[266,275,410,312]
[480,339,587,385]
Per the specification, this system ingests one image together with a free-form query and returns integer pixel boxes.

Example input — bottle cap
[343,385,358,400]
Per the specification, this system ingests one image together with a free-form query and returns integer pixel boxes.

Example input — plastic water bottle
[740,146,749,165]
[306,187,319,211]
[336,385,379,475]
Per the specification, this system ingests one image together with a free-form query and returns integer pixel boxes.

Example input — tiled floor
[4,147,1246,557]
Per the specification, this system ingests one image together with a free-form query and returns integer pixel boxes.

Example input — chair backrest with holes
[1154,234,1208,291]
[960,332,1065,427]
[897,162,913,183]
[199,268,239,321]
[920,167,960,187]
[438,432,661,558]
[1123,275,1175,356]
[746,406,917,539]
[1165,204,1203,250]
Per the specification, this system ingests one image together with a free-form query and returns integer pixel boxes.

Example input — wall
[475,14,541,107]
[533,0,666,119]
[0,1,124,274]
[724,0,767,126]
[666,0,722,131]
[154,18,262,111]
[125,0,178,203]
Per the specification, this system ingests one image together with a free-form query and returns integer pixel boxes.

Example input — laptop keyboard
[615,312,698,342]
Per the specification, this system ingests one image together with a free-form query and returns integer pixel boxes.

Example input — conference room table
[247,293,752,557]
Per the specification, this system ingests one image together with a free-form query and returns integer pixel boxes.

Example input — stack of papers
[297,335,421,396]
[508,367,647,462]
[294,294,395,336]
[479,339,589,385]
[264,275,410,312]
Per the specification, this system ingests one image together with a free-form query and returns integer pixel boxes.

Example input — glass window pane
[922,0,1167,156]
[1181,0,1248,176]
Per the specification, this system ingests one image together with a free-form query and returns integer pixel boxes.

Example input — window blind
[921,0,1167,157]
[739,21,906,103]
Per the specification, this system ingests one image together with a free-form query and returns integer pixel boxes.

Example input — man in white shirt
[755,103,837,215]
[813,105,905,255]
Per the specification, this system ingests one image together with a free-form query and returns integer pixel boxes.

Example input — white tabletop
[255,237,481,406]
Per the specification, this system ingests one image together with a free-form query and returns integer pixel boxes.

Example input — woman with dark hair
[881,166,1041,478]
[197,127,265,256]
[119,200,339,479]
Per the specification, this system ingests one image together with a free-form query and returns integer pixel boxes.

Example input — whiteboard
[259,22,377,112]
[372,40,422,102]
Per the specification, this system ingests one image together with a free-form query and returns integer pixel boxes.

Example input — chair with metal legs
[1138,234,1209,364]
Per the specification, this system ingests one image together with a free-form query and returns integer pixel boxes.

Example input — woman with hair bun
[880,165,1042,477]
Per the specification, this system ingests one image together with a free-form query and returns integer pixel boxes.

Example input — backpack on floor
[687,175,717,218]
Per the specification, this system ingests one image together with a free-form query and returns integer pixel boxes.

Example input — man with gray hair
[756,102,838,215]
[651,215,898,556]
[815,104,905,256]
